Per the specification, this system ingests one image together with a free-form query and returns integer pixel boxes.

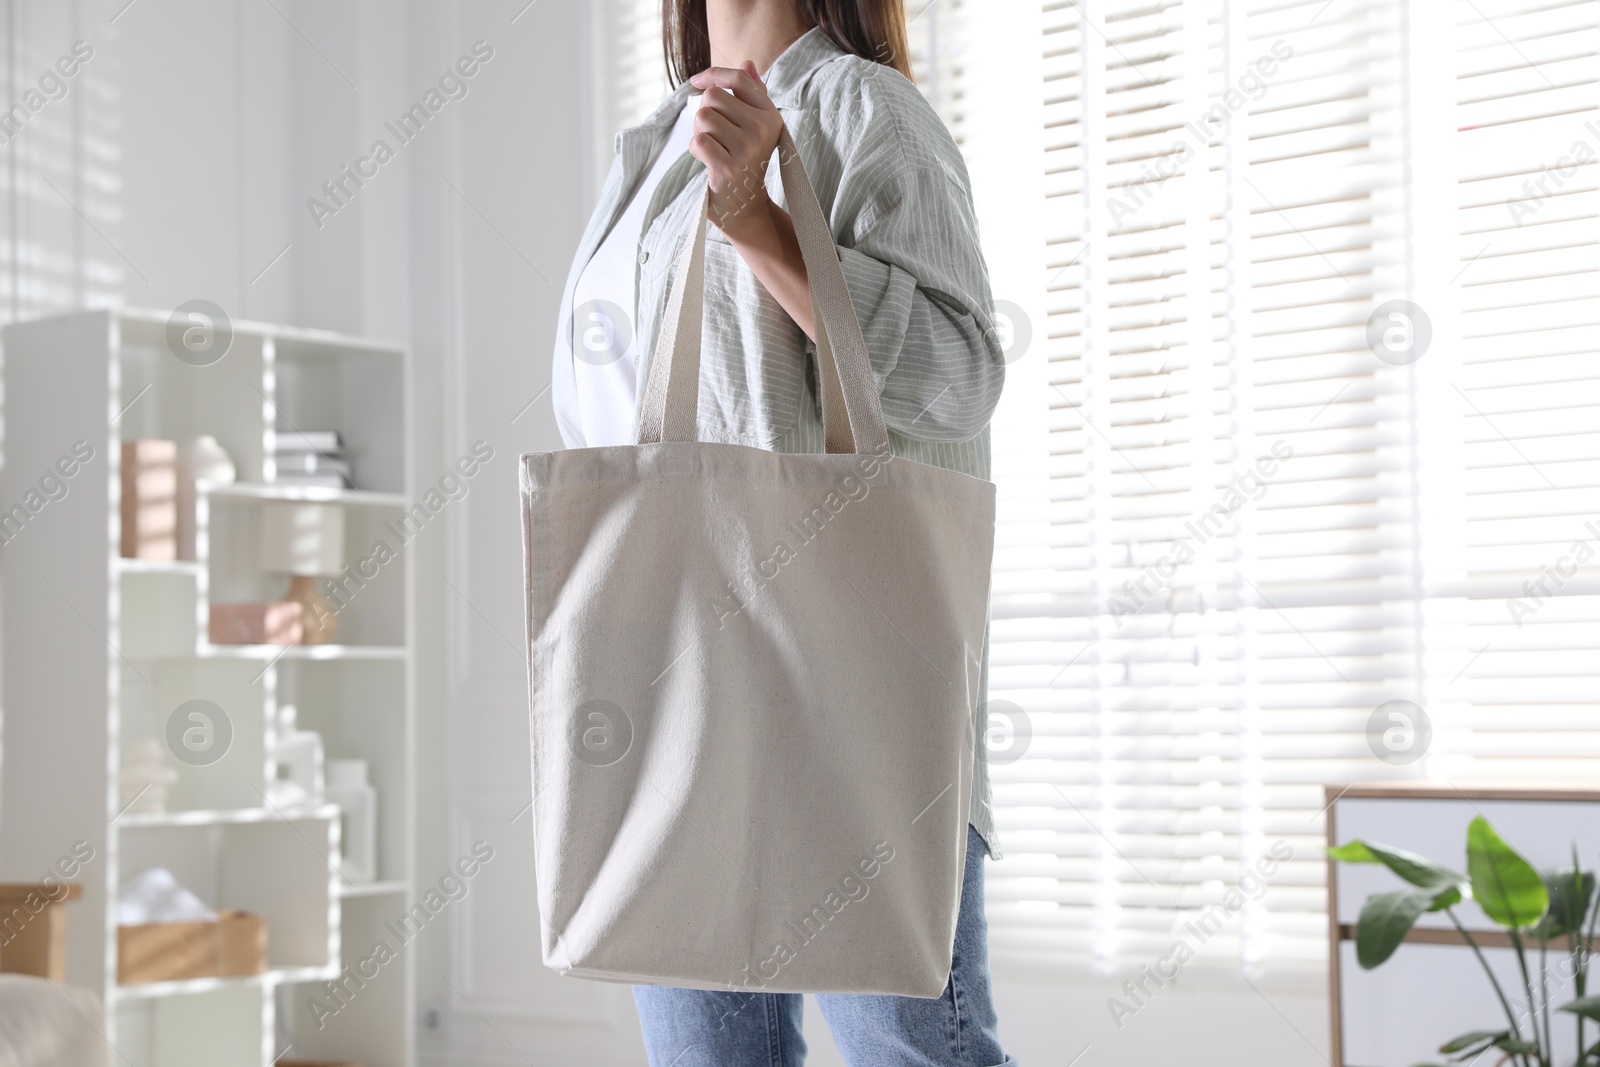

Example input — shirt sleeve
[828,159,1006,444]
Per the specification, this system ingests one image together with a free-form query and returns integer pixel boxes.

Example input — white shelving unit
[1,308,415,1067]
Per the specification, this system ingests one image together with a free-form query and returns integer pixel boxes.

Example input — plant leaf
[1560,995,1600,1022]
[1426,885,1463,912]
[1330,839,1468,891]
[1438,1029,1506,1054]
[1356,888,1432,968]
[1532,865,1597,940]
[1329,841,1378,863]
[1495,1037,1539,1054]
[1367,842,1468,890]
[1466,816,1549,929]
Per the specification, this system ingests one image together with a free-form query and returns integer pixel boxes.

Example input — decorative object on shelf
[268,703,324,806]
[176,434,236,560]
[116,909,267,985]
[116,867,265,983]
[326,759,377,883]
[1331,816,1598,1066]
[270,428,352,489]
[260,502,345,644]
[117,867,216,926]
[208,601,304,645]
[120,439,177,559]
[118,739,178,815]
[186,434,237,484]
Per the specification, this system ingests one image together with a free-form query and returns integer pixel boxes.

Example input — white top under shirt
[571,93,703,447]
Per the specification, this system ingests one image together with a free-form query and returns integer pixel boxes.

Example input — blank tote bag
[519,126,995,997]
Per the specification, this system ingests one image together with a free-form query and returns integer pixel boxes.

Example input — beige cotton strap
[636,124,890,456]
[635,186,707,446]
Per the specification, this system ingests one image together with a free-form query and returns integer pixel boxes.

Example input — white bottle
[119,738,178,815]
[326,759,377,883]
[177,434,236,560]
[268,703,324,806]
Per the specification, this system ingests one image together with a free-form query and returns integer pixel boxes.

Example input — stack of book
[270,429,353,489]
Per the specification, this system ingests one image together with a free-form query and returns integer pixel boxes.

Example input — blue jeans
[633,825,1016,1066]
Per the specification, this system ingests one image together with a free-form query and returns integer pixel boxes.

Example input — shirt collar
[762,26,846,107]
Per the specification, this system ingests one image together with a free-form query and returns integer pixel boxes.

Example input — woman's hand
[685,60,814,339]
[688,61,785,239]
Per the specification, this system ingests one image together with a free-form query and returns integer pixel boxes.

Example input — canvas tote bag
[519,124,996,997]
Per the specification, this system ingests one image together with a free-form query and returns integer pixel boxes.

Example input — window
[904,0,973,143]
[1442,0,1600,783]
[593,0,670,140]
[987,0,1414,981]
[985,0,1600,983]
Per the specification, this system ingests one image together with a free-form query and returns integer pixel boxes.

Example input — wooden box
[0,883,82,981]
[209,601,304,645]
[120,439,177,559]
[117,909,266,984]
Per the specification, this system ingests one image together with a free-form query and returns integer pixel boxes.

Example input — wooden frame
[1325,781,1600,1067]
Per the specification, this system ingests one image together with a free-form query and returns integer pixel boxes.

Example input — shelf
[115,558,205,576]
[113,973,268,1001]
[111,964,340,1001]
[204,482,408,507]
[117,803,339,829]
[115,306,406,356]
[336,880,408,899]
[194,643,408,661]
[260,964,344,985]
[5,309,414,1066]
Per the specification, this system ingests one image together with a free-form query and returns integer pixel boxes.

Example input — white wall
[0,1,1334,1063]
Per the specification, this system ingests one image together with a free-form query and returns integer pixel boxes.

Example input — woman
[549,2,1013,1064]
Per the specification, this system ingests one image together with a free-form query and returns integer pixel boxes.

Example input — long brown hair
[663,1,914,87]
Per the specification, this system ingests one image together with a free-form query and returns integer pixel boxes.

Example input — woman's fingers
[689,63,775,113]
[697,85,759,130]
[688,129,733,169]
[695,105,751,154]
[688,112,736,168]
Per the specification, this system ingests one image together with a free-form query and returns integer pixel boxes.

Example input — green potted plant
[1331,816,1600,1066]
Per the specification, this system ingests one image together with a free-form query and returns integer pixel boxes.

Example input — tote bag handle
[635,122,891,457]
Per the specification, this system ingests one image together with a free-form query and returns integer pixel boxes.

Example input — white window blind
[905,0,972,143]
[987,0,1600,983]
[585,0,668,193]
[594,0,669,138]
[987,0,1415,981]
[1437,0,1600,777]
